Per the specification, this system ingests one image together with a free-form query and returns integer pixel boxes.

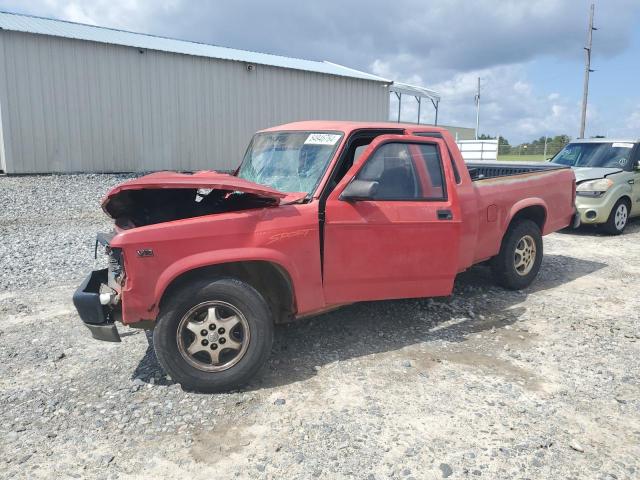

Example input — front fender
[606,182,633,201]
[152,247,303,311]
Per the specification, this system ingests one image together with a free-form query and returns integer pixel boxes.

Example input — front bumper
[575,190,623,225]
[72,269,121,342]
[571,210,581,229]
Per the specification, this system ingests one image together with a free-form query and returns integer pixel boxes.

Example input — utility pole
[579,3,596,138]
[475,77,480,140]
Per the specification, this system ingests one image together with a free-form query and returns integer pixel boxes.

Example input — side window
[328,139,374,192]
[353,144,368,163]
[355,142,446,200]
[413,132,460,183]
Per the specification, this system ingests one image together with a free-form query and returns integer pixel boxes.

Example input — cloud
[1,0,639,142]
[6,0,638,74]
[381,63,583,140]
[0,0,181,32]
[621,106,640,137]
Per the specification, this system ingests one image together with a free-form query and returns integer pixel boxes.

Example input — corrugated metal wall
[0,31,389,173]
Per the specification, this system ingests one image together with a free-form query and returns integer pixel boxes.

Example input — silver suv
[550,139,640,234]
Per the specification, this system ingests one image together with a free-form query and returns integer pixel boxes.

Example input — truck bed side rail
[466,162,568,181]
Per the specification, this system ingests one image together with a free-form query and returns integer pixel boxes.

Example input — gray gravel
[1,174,639,479]
[0,174,136,291]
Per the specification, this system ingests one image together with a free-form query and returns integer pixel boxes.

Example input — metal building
[0,12,394,174]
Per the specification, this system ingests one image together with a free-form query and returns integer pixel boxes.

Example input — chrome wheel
[614,203,628,231]
[514,235,536,276]
[177,301,250,372]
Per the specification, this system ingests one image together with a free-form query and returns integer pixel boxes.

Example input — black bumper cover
[72,269,121,342]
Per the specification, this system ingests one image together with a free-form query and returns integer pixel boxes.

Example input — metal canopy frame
[389,82,441,125]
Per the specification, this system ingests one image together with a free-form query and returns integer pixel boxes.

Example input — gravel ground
[1,174,639,480]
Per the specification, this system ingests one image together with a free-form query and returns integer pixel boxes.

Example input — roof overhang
[389,82,441,102]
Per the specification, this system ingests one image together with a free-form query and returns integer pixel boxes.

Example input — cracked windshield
[237,131,343,194]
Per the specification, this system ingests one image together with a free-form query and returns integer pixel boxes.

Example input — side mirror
[340,179,379,201]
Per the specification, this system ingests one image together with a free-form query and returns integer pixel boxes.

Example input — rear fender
[504,198,548,233]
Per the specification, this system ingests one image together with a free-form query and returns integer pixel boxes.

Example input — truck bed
[466,161,575,266]
[466,161,568,181]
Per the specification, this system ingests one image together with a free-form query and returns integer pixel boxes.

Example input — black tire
[602,198,630,235]
[491,220,543,290]
[153,277,273,393]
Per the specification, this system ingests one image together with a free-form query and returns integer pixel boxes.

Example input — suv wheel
[491,219,543,290]
[602,199,629,235]
[153,277,273,392]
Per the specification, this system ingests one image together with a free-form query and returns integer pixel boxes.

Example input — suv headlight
[576,178,613,197]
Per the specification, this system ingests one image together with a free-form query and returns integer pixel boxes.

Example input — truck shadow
[131,254,606,391]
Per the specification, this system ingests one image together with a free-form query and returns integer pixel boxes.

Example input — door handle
[437,209,453,220]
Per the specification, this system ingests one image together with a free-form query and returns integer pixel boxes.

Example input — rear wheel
[491,220,543,290]
[153,277,273,392]
[602,199,629,235]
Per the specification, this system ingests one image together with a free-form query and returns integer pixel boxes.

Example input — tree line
[478,134,571,156]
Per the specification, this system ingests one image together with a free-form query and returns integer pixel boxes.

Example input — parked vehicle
[550,139,640,234]
[73,121,577,392]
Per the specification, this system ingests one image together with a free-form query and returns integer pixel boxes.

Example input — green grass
[497,154,548,162]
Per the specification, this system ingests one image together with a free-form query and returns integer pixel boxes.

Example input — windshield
[551,142,634,169]
[237,131,343,194]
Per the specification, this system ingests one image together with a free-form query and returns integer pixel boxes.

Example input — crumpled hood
[104,171,287,203]
[101,171,306,225]
[573,167,623,183]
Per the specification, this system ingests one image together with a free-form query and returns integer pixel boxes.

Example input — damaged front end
[74,171,299,341]
[73,232,125,342]
[101,171,291,228]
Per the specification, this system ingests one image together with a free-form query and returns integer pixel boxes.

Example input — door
[322,135,462,304]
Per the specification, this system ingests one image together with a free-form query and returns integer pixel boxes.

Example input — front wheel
[153,277,273,392]
[602,199,629,235]
[491,220,543,290]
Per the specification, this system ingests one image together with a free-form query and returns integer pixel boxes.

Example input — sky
[0,0,638,144]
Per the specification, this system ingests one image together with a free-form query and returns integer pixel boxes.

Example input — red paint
[104,170,288,199]
[104,121,576,324]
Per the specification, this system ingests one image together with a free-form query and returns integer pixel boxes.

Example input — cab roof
[259,120,450,136]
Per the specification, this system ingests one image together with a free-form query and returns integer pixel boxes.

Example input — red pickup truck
[73,121,577,392]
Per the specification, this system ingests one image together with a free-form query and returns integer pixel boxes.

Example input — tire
[153,277,273,393]
[602,198,629,235]
[491,219,543,290]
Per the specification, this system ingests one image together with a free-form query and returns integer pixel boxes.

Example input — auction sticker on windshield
[304,133,341,145]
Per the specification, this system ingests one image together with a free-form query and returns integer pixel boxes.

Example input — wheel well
[509,205,546,232]
[159,261,295,324]
[618,196,632,207]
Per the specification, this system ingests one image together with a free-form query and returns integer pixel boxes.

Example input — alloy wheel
[614,203,628,231]
[176,301,250,372]
[514,235,536,276]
